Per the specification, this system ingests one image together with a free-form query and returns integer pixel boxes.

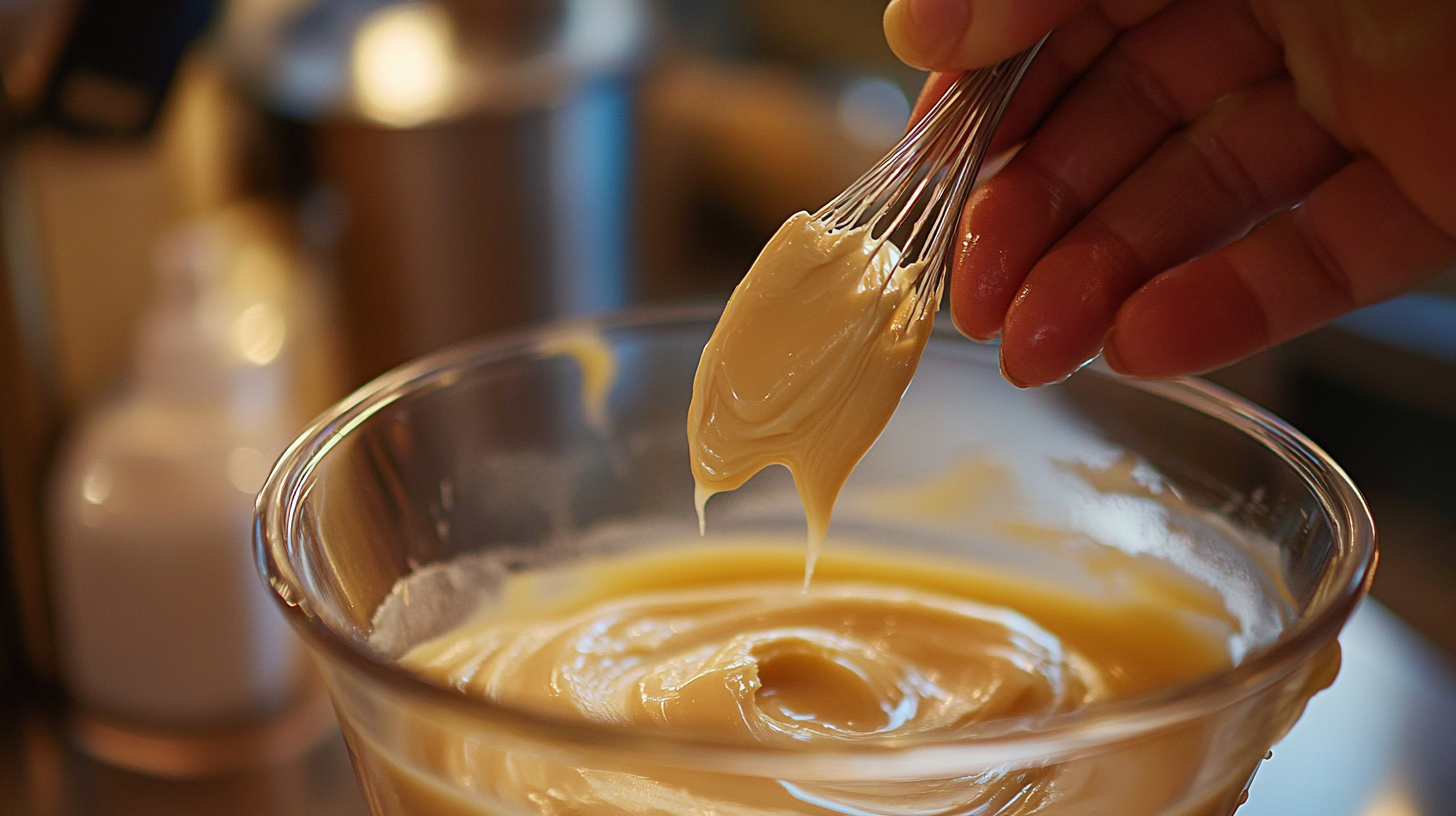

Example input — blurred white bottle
[48,220,302,738]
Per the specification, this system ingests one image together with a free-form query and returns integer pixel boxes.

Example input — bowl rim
[255,302,1376,777]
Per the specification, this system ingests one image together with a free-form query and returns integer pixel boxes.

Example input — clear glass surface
[257,305,1375,816]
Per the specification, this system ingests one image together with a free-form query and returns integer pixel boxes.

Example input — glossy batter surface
[384,541,1241,815]
[687,213,933,582]
[403,544,1235,726]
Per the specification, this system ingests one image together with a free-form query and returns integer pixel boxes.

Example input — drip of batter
[688,212,934,584]
[538,328,617,437]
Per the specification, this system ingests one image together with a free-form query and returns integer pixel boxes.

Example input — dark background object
[1284,320,1456,656]
[40,0,218,137]
[318,112,557,381]
[0,476,23,693]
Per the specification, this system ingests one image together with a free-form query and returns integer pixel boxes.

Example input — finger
[996,77,1350,386]
[986,7,1123,155]
[950,0,1283,341]
[906,8,1122,146]
[885,0,1174,71]
[885,0,1093,70]
[1256,0,1456,237]
[1104,158,1456,378]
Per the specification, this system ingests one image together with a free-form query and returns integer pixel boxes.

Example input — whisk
[814,38,1048,317]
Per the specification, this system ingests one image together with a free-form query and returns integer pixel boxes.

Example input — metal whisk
[814,38,1047,317]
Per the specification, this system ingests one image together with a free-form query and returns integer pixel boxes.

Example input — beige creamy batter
[687,212,933,582]
[402,544,1231,741]
[382,540,1248,815]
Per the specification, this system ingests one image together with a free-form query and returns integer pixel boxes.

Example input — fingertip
[999,341,1096,388]
[1100,331,1130,375]
[998,334,1095,388]
[997,301,1085,389]
[1107,263,1270,378]
[948,0,1096,68]
[948,173,1053,343]
[949,296,1001,342]
[951,308,1007,343]
[883,0,921,66]
[884,0,972,71]
[948,246,1006,342]
[998,247,1125,388]
[886,0,1084,72]
[997,346,1034,389]
[1104,289,1174,378]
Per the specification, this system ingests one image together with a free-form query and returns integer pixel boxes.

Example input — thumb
[884,0,1092,70]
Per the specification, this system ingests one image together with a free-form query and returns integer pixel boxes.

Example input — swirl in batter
[394,543,1237,815]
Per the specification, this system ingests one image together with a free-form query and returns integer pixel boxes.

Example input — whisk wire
[813,38,1047,318]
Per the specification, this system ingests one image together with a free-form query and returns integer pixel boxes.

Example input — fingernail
[885,0,970,70]
[998,349,1034,389]
[951,307,1001,342]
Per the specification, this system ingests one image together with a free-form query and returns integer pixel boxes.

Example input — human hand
[884,0,1456,386]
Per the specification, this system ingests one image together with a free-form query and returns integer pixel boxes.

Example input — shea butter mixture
[687,212,933,579]
[404,545,1233,739]
[396,542,1237,813]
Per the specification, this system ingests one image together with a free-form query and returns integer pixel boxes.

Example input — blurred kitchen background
[0,0,1453,813]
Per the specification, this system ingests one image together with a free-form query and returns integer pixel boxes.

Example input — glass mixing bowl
[257,305,1374,816]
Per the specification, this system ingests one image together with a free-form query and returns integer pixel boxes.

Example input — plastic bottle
[47,220,302,745]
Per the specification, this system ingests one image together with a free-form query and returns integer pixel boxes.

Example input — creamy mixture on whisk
[687,212,934,583]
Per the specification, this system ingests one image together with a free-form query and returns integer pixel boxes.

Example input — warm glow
[351,2,456,127]
[233,244,288,302]
[1362,782,1423,816]
[232,302,286,366]
[81,464,113,506]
